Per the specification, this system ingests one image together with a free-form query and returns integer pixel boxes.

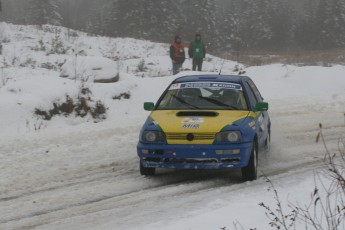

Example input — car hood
[150,110,250,133]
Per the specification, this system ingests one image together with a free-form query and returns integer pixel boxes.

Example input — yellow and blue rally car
[137,75,270,181]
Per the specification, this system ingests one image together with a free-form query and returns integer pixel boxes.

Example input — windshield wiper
[170,94,200,109]
[198,96,239,110]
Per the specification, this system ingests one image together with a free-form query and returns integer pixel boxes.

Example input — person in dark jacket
[188,34,206,71]
[170,35,186,75]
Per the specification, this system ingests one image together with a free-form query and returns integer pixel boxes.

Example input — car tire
[140,162,156,176]
[241,141,258,181]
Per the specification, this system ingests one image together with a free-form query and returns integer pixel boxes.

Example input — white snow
[59,56,119,82]
[0,23,345,230]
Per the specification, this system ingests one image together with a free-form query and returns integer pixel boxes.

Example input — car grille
[166,133,216,141]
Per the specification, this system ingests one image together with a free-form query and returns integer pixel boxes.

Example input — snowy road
[1,97,344,230]
[1,23,345,229]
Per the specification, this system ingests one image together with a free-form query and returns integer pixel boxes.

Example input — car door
[245,79,269,148]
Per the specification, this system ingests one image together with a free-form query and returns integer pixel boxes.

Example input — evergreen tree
[313,0,345,49]
[328,0,345,47]
[268,0,294,51]
[242,0,274,50]
[86,2,110,35]
[28,0,62,26]
[108,0,141,38]
[294,0,318,50]
[217,0,245,54]
[107,0,185,41]
[29,0,45,26]
[4,0,345,53]
[185,0,218,44]
[140,0,182,41]
[46,0,63,26]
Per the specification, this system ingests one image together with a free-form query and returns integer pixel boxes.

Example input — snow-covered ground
[0,23,345,230]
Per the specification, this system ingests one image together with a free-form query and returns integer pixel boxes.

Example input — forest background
[1,0,345,64]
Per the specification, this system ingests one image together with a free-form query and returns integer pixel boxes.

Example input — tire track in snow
[0,157,324,230]
[0,170,237,228]
[0,159,138,202]
[1,121,340,229]
[0,124,141,199]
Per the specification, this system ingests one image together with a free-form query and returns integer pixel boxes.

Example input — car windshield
[156,82,248,110]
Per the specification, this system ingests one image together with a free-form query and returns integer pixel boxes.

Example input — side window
[158,90,175,108]
[248,80,263,102]
[246,82,258,109]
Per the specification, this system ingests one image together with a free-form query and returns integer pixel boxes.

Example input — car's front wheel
[140,162,156,176]
[241,141,258,181]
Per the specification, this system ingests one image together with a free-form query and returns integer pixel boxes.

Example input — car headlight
[216,131,242,142]
[142,131,166,143]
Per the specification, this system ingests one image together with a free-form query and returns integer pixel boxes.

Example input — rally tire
[241,141,258,181]
[140,162,156,176]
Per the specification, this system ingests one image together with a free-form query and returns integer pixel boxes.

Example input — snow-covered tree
[28,0,62,26]
[216,0,245,54]
[268,0,294,50]
[106,0,185,41]
[3,0,345,53]
[242,0,274,50]
[293,0,318,50]
[313,0,345,49]
[106,0,141,38]
[46,0,63,26]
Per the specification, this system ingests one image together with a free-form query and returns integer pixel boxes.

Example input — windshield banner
[169,82,242,90]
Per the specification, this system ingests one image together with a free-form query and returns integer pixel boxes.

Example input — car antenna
[218,59,226,75]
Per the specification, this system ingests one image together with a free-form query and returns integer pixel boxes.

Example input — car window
[156,82,248,110]
[247,80,263,102]
[245,82,258,108]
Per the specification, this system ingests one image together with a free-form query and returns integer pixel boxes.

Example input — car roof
[173,74,250,84]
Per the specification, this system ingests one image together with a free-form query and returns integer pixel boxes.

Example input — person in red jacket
[170,35,186,75]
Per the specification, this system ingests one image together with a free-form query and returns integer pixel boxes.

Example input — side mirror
[254,102,269,112]
[144,102,155,111]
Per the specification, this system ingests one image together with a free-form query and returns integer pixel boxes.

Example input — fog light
[216,149,240,154]
[142,149,149,154]
[231,149,240,154]
[216,150,223,154]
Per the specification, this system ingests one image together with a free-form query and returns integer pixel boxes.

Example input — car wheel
[140,162,156,176]
[241,141,258,181]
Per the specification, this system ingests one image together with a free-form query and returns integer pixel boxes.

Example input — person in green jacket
[188,34,206,71]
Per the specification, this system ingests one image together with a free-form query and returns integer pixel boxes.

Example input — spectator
[188,34,206,71]
[170,35,185,75]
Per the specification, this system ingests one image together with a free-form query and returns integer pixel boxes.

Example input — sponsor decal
[248,120,257,130]
[248,121,255,127]
[182,124,200,129]
[148,119,159,126]
[258,114,265,131]
[169,82,242,90]
[170,83,181,90]
[181,117,204,124]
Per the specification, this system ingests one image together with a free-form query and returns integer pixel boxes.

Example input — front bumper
[137,142,253,169]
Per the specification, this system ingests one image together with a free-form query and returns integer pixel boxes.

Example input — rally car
[137,74,271,181]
